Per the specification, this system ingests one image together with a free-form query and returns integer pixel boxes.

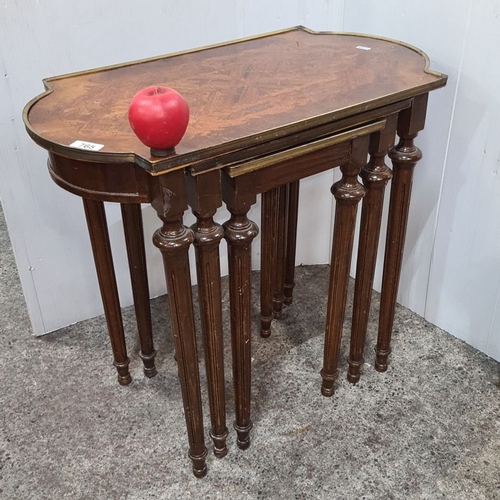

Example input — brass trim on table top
[225,120,386,178]
[22,26,448,174]
[26,26,444,88]
[24,93,435,176]
[299,27,445,81]
[187,99,412,177]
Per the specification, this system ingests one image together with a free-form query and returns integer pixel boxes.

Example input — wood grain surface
[24,27,446,172]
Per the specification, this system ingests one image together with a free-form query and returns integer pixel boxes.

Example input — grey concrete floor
[1,201,500,500]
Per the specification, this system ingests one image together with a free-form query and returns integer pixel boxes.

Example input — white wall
[343,0,470,313]
[423,2,500,360]
[342,0,500,360]
[2,0,500,362]
[0,0,344,334]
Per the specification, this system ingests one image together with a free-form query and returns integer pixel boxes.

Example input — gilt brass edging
[297,26,448,84]
[23,26,447,175]
[24,89,439,175]
[225,120,386,178]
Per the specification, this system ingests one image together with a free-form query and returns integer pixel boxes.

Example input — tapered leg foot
[190,449,209,478]
[272,310,283,320]
[139,349,158,378]
[260,315,272,338]
[375,348,391,372]
[211,428,229,458]
[346,357,363,384]
[235,422,253,450]
[320,369,337,397]
[114,359,132,385]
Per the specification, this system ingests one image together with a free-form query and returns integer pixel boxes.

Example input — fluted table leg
[261,181,299,336]
[121,203,157,378]
[260,188,279,337]
[283,180,300,306]
[347,115,397,383]
[83,198,131,385]
[223,177,258,450]
[151,171,207,478]
[376,94,429,372]
[187,170,228,458]
[320,135,369,397]
[272,184,288,320]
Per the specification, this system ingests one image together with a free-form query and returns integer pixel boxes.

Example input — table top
[23,26,447,174]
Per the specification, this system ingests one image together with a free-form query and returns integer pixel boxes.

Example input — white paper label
[69,140,104,151]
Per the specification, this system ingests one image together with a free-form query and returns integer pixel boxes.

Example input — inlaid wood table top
[23,26,447,174]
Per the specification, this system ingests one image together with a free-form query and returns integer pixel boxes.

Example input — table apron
[48,152,151,203]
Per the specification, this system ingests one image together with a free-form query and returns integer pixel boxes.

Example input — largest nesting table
[23,26,447,477]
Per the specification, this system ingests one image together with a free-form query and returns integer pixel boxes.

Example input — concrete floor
[1,201,500,499]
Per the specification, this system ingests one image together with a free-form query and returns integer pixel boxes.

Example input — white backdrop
[2,1,499,361]
[343,0,500,361]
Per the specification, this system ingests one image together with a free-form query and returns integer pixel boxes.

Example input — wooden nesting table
[23,26,447,477]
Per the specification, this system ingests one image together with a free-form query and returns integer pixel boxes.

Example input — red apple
[128,86,189,155]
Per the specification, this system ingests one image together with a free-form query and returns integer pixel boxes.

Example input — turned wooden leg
[261,182,299,336]
[347,115,397,384]
[272,184,287,320]
[376,94,428,372]
[151,172,207,478]
[187,170,228,458]
[83,199,131,386]
[283,180,300,306]
[121,203,157,378]
[260,188,279,337]
[320,136,369,397]
[223,180,258,450]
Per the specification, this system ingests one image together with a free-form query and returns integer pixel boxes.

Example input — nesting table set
[23,27,447,477]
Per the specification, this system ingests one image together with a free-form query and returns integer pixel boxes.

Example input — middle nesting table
[217,116,390,450]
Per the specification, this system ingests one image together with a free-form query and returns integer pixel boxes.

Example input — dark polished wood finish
[320,136,369,396]
[222,175,259,450]
[24,27,446,476]
[260,180,300,336]
[47,153,155,382]
[260,188,279,337]
[376,93,428,372]
[223,123,384,443]
[283,181,300,306]
[187,170,229,457]
[82,198,131,386]
[25,27,446,175]
[121,203,157,378]
[272,185,288,320]
[46,148,210,476]
[347,114,397,383]
[151,170,208,478]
